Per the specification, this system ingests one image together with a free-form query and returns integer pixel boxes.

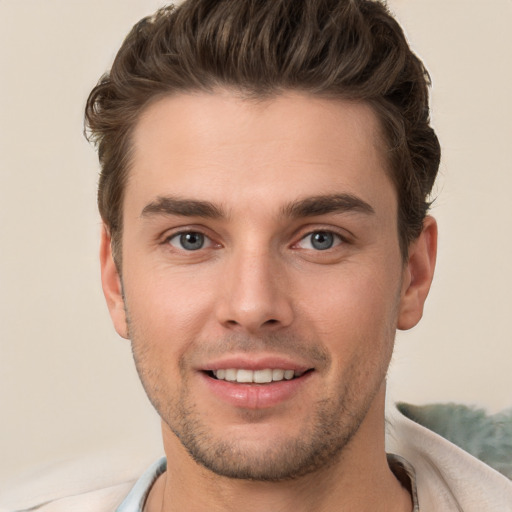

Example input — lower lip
[200,371,313,410]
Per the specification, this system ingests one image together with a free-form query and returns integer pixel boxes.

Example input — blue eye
[298,231,341,251]
[168,232,208,251]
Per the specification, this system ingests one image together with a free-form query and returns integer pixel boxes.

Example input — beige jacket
[1,409,511,511]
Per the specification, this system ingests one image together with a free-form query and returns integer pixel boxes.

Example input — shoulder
[0,449,160,512]
[386,404,512,512]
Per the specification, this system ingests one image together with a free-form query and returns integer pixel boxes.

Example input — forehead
[127,91,395,218]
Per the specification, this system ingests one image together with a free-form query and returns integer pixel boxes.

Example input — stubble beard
[166,378,374,481]
[129,327,393,482]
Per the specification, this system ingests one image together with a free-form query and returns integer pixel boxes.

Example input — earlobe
[397,216,438,330]
[100,226,129,339]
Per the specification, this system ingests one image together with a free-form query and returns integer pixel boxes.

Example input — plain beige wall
[1,0,511,482]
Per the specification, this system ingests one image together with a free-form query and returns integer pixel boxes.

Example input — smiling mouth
[206,368,313,384]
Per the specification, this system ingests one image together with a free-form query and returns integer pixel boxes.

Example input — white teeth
[272,369,285,381]
[254,369,273,383]
[224,368,237,382]
[212,368,301,383]
[236,369,253,383]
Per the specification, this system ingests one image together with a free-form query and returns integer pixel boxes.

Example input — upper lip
[199,355,312,373]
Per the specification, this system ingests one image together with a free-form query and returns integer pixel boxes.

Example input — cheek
[122,263,217,356]
[297,263,401,354]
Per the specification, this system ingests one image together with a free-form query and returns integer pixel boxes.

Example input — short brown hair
[85,0,440,264]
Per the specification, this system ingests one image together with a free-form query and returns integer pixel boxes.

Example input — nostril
[223,318,281,331]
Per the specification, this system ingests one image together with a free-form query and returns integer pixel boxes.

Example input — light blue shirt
[114,454,418,511]
[116,457,167,512]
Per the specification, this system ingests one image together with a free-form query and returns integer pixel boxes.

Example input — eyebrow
[140,193,374,220]
[281,193,375,218]
[141,196,226,219]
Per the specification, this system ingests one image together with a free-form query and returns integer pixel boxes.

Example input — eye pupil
[311,231,334,250]
[180,232,204,250]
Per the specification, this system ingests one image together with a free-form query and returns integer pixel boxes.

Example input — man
[3,0,511,510]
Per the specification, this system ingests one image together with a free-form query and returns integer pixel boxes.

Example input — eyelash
[162,228,348,254]
[165,230,215,251]
[294,230,347,251]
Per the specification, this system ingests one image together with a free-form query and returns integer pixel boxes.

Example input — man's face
[103,92,425,480]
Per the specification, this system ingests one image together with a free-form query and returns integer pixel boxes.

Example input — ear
[100,226,129,339]
[397,216,438,330]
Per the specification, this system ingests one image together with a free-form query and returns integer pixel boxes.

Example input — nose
[215,248,294,333]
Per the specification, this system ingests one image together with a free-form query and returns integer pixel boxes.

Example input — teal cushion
[397,402,512,479]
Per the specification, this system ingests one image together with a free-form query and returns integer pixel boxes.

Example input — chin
[164,397,366,482]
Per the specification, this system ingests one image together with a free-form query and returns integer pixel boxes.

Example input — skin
[100,91,437,511]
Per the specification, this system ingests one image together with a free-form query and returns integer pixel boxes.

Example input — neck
[145,389,412,512]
